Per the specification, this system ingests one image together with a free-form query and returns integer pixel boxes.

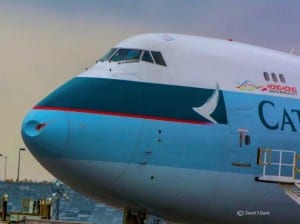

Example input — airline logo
[259,100,300,132]
[193,84,220,124]
[236,80,297,95]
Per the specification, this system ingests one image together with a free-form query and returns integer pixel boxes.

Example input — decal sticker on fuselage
[236,80,262,91]
[237,80,297,95]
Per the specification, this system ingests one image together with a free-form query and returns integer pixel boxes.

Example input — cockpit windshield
[100,48,117,61]
[99,48,167,66]
[110,49,142,62]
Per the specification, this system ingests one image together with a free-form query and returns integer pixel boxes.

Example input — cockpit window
[151,51,167,66]
[99,48,167,66]
[100,48,117,61]
[142,51,154,63]
[110,49,142,62]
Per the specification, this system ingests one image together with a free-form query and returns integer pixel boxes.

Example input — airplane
[21,33,300,224]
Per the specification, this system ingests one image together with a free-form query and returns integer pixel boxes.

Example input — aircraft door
[229,112,255,168]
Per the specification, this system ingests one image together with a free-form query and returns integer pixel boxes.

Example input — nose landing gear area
[123,209,166,224]
[123,212,145,224]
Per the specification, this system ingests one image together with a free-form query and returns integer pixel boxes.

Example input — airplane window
[151,51,167,66]
[279,74,285,83]
[142,51,154,63]
[110,49,142,62]
[263,72,270,81]
[271,73,278,82]
[99,48,117,61]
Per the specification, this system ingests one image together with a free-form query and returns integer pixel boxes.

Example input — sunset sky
[0,0,300,181]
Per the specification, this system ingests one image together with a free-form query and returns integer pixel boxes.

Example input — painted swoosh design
[35,77,228,124]
[193,84,219,124]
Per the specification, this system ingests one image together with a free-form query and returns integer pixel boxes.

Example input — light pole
[4,156,7,181]
[52,180,69,220]
[17,148,26,182]
[0,154,7,181]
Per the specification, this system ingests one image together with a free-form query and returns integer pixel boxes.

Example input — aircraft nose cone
[21,109,69,158]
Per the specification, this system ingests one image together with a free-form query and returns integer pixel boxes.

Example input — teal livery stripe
[36,77,228,124]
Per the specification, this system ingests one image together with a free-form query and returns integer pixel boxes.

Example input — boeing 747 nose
[21,108,69,159]
[20,33,300,224]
